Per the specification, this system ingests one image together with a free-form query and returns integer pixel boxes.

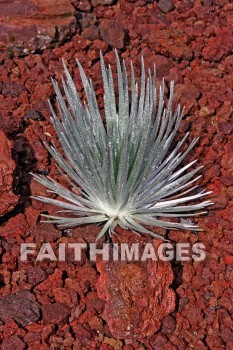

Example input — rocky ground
[0,0,232,349]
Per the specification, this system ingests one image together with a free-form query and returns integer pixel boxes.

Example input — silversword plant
[32,51,212,240]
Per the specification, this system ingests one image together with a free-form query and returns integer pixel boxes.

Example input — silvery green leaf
[31,50,212,240]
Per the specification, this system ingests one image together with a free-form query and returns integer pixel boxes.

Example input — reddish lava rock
[27,266,47,286]
[0,130,18,216]
[1,335,26,350]
[96,234,175,340]
[139,49,174,77]
[136,26,193,61]
[0,289,40,326]
[91,0,114,6]
[42,302,71,325]
[173,82,201,115]
[221,175,233,187]
[0,0,76,55]
[218,121,233,135]
[0,213,28,237]
[100,19,125,50]
[158,0,174,14]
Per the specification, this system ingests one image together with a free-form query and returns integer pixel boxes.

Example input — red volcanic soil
[0,0,233,349]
